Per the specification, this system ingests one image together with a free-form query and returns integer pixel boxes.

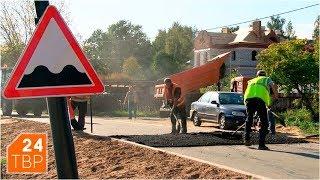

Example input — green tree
[1,43,24,67]
[165,22,195,63]
[200,67,239,93]
[83,20,152,77]
[229,26,239,33]
[152,22,195,78]
[83,29,111,75]
[0,0,70,67]
[152,52,179,77]
[152,30,167,53]
[108,20,152,69]
[285,21,296,40]
[313,15,320,40]
[122,56,145,80]
[257,39,319,120]
[267,16,286,34]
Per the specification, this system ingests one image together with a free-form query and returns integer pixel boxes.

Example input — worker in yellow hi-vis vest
[244,70,278,150]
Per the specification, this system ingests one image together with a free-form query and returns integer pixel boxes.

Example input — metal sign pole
[46,97,79,178]
[34,1,78,178]
[90,97,93,133]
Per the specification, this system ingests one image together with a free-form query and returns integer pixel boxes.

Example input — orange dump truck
[154,52,230,117]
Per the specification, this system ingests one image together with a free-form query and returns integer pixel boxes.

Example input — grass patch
[96,110,159,117]
[280,108,319,135]
[1,158,6,165]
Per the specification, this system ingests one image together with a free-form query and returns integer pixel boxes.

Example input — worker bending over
[70,95,90,131]
[244,70,278,150]
[164,78,187,134]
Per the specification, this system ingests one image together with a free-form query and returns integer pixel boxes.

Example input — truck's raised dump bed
[155,52,230,98]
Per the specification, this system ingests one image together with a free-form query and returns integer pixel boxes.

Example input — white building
[193,21,280,77]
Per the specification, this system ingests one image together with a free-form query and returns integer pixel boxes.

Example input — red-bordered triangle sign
[3,5,104,99]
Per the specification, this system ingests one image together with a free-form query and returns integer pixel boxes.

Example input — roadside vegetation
[0,158,6,165]
[200,68,239,93]
[279,108,319,135]
[96,110,159,118]
[258,37,319,136]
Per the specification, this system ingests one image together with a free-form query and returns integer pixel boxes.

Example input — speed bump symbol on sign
[7,133,47,173]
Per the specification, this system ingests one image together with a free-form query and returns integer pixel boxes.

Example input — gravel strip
[1,118,249,179]
[111,131,308,147]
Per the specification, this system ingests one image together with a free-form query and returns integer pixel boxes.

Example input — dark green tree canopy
[229,26,239,33]
[267,15,286,34]
[151,22,196,78]
[83,20,152,76]
[257,39,319,119]
[285,21,296,40]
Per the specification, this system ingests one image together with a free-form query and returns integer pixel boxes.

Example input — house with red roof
[193,20,280,77]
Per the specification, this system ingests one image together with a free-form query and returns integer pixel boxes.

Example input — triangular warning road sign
[3,5,104,99]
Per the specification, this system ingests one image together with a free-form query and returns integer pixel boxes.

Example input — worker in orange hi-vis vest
[68,96,90,131]
[164,78,187,134]
[67,97,77,129]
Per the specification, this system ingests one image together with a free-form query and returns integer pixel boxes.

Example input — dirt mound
[1,119,248,179]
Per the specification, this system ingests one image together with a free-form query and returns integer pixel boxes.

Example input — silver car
[190,91,247,130]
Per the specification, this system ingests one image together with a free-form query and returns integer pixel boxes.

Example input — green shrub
[280,108,319,135]
[1,158,6,165]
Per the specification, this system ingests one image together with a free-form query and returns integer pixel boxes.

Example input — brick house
[193,21,280,77]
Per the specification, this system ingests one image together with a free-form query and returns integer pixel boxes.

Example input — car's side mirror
[211,100,219,107]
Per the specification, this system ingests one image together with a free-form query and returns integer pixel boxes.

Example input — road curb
[111,137,269,179]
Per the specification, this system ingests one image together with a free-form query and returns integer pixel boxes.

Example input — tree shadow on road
[269,149,319,159]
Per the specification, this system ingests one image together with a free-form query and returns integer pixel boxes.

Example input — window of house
[252,50,257,61]
[204,51,208,61]
[196,53,200,66]
[231,51,236,61]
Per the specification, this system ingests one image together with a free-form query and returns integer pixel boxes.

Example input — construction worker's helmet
[256,70,266,76]
[164,78,172,83]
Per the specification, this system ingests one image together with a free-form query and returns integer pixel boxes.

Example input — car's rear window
[219,93,244,105]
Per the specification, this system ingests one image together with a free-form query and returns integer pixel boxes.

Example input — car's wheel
[17,109,28,117]
[15,100,29,117]
[33,109,42,117]
[192,112,202,126]
[2,100,13,116]
[219,114,230,130]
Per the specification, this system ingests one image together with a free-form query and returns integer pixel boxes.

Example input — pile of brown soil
[1,118,248,179]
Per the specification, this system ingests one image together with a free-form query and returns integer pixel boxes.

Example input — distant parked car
[190,91,247,130]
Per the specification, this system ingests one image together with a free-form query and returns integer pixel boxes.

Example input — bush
[280,108,319,135]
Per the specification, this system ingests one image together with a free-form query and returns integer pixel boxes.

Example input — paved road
[14,114,215,135]
[163,144,319,179]
[12,115,320,179]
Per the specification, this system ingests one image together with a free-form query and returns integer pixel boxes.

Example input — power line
[203,3,319,31]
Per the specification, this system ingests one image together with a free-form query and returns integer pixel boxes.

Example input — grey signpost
[34,1,79,178]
